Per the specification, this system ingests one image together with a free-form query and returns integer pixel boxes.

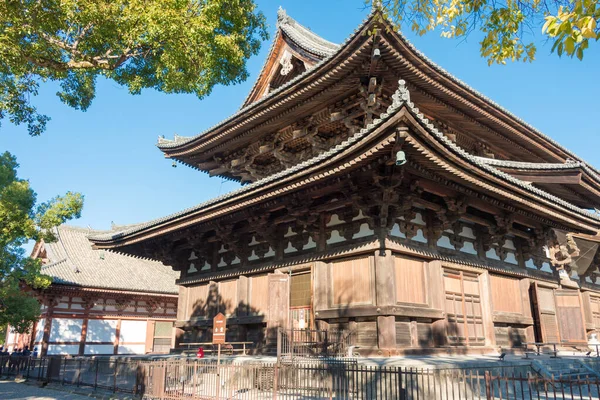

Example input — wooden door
[443,269,485,346]
[531,283,560,343]
[555,290,587,343]
[267,273,290,341]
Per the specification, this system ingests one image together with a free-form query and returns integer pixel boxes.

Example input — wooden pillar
[374,250,395,307]
[114,319,122,355]
[313,261,328,315]
[172,326,184,350]
[146,320,155,353]
[78,318,88,356]
[41,303,54,357]
[478,271,496,347]
[427,261,446,346]
[377,316,396,351]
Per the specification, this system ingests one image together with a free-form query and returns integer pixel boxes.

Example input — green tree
[1,0,268,136]
[377,0,599,64]
[0,152,84,333]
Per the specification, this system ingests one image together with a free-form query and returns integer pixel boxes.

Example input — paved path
[0,381,93,399]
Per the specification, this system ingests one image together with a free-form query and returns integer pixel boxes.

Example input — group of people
[0,345,39,373]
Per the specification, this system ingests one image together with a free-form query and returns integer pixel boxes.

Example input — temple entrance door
[530,283,560,344]
[555,289,587,343]
[267,273,290,344]
[443,269,485,346]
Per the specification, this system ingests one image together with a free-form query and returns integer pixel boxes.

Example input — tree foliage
[0,152,84,333]
[0,0,268,135]
[377,0,600,64]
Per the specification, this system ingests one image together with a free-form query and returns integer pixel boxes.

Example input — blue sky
[2,0,600,232]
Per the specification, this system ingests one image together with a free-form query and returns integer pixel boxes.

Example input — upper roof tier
[156,8,600,205]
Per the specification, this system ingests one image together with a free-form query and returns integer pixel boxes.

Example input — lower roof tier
[90,81,600,284]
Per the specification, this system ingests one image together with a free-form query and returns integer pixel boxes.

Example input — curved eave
[92,88,600,250]
[402,110,600,233]
[378,19,594,168]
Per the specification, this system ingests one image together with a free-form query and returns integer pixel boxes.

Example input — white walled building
[4,225,178,356]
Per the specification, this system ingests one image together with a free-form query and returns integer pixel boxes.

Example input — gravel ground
[0,380,103,399]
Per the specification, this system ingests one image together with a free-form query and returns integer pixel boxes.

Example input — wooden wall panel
[331,257,372,306]
[490,275,522,314]
[177,287,187,321]
[395,320,412,347]
[187,284,209,319]
[356,320,377,347]
[394,256,426,305]
[218,280,238,316]
[250,275,269,315]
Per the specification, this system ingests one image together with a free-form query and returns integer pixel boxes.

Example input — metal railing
[0,355,141,394]
[4,355,600,399]
[140,359,600,399]
[277,328,356,361]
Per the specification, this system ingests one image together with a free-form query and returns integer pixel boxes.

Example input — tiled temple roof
[42,225,178,294]
[155,7,600,185]
[157,8,339,149]
[276,7,339,57]
[90,80,600,245]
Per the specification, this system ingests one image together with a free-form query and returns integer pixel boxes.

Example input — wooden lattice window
[290,273,311,308]
[153,321,173,353]
[443,269,484,346]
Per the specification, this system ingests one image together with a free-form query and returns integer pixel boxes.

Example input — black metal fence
[140,360,600,400]
[0,355,141,394]
[3,355,600,399]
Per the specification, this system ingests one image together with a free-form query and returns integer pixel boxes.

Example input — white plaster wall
[47,344,79,355]
[84,344,114,355]
[34,319,45,343]
[118,344,146,355]
[86,319,117,343]
[353,223,373,239]
[50,318,83,342]
[119,320,147,343]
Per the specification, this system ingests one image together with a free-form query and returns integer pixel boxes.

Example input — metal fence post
[485,371,492,400]
[273,363,279,400]
[276,328,282,363]
[94,358,99,389]
[77,359,81,387]
[113,359,118,393]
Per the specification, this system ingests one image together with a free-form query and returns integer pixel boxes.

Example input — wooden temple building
[4,225,178,356]
[90,8,600,355]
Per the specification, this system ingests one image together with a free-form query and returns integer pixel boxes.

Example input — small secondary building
[4,225,178,356]
[90,8,600,355]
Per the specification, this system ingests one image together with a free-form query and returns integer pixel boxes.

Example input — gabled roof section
[241,8,339,107]
[39,225,178,294]
[91,81,600,250]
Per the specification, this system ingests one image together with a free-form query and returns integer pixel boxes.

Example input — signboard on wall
[212,313,226,344]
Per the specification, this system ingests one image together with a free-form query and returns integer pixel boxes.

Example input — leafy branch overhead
[0,0,268,135]
[0,152,84,332]
[377,0,599,64]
